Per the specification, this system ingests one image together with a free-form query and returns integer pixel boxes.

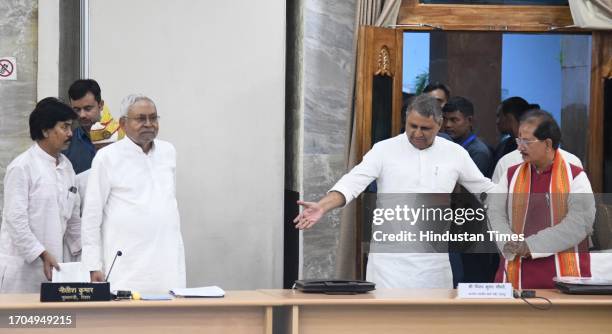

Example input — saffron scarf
[504,150,581,289]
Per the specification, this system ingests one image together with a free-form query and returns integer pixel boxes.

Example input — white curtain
[568,0,612,29]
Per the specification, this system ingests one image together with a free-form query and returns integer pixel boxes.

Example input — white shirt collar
[122,136,156,155]
[403,133,438,152]
[33,142,70,168]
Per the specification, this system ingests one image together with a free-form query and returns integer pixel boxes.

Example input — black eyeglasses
[124,115,160,124]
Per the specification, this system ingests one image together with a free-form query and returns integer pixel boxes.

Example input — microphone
[105,250,123,282]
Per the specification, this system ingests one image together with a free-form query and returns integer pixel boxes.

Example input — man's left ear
[546,138,554,150]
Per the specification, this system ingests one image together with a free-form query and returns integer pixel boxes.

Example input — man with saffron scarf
[488,110,595,289]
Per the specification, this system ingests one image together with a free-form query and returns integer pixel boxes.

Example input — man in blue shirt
[443,96,492,176]
[62,79,104,174]
[442,96,497,285]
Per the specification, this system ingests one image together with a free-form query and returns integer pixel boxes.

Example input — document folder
[554,277,612,295]
[293,279,375,294]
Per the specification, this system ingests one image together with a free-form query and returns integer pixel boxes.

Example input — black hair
[423,82,451,100]
[68,79,102,103]
[29,97,78,140]
[406,94,442,122]
[500,96,530,121]
[527,103,540,110]
[520,109,561,149]
[442,96,474,117]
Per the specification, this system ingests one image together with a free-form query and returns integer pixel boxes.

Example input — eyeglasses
[515,138,541,147]
[124,114,160,124]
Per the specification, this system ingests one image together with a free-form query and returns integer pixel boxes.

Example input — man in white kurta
[295,95,495,288]
[81,94,185,293]
[0,98,81,293]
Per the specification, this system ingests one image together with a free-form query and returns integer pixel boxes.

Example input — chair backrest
[593,203,612,250]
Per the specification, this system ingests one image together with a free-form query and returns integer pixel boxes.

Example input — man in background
[443,96,497,284]
[423,82,451,108]
[491,97,531,172]
[443,96,491,176]
[62,79,104,174]
[63,79,123,174]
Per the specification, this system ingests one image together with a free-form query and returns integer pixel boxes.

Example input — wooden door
[354,26,403,278]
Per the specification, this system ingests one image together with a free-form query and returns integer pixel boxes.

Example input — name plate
[40,282,111,302]
[457,283,513,299]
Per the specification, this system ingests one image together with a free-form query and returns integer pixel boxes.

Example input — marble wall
[0,0,38,218]
[301,0,357,279]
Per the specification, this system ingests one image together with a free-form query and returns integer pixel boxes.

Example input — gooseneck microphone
[105,250,123,282]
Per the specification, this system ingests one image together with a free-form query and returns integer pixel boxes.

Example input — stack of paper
[170,286,225,297]
[52,262,90,283]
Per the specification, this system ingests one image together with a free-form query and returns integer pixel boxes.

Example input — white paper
[170,286,225,297]
[52,262,90,283]
[140,294,174,300]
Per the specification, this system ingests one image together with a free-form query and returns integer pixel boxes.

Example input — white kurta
[331,134,495,288]
[0,144,81,293]
[81,138,186,293]
[491,148,583,183]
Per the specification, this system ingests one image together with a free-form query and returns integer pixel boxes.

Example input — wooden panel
[429,31,502,145]
[0,291,280,334]
[398,0,577,32]
[0,307,267,334]
[259,288,612,306]
[0,291,281,309]
[297,304,612,334]
[587,32,612,193]
[354,26,403,278]
[355,26,404,160]
[260,289,612,334]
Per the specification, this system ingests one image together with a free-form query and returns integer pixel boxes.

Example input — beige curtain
[335,0,401,279]
[568,0,612,29]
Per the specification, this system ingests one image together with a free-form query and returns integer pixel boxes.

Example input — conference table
[1,289,611,333]
[262,289,612,334]
[0,290,278,334]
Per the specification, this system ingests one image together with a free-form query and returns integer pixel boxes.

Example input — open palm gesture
[294,200,324,229]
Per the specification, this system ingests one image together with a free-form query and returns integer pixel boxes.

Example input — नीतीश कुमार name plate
[40,282,111,302]
[457,283,513,299]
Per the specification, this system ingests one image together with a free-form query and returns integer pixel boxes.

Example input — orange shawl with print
[505,150,581,289]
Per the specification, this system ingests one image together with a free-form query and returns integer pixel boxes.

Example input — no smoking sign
[0,57,17,80]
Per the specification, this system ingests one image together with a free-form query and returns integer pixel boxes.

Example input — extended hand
[90,270,105,282]
[40,251,60,281]
[294,200,325,230]
[515,241,531,258]
[503,241,531,258]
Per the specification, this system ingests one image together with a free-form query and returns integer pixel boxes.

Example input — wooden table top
[2,289,612,310]
[0,290,282,310]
